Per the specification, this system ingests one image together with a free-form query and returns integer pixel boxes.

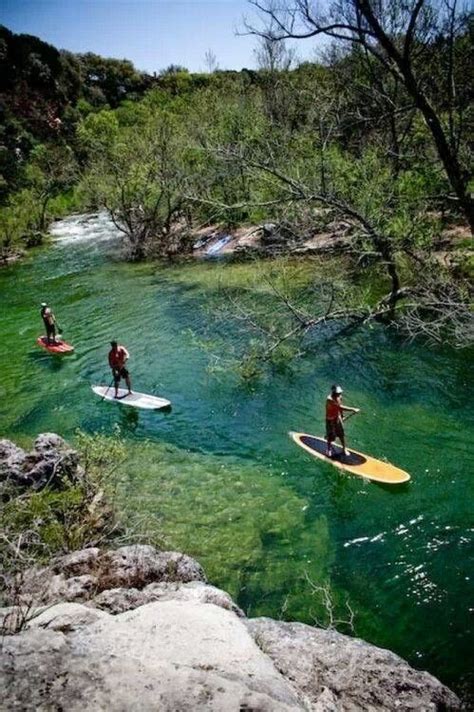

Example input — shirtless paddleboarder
[108,340,132,398]
[325,384,359,458]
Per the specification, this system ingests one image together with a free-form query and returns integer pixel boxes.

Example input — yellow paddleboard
[289,431,410,484]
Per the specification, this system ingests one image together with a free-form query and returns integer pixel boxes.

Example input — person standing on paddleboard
[108,340,132,398]
[325,385,359,458]
[40,302,57,344]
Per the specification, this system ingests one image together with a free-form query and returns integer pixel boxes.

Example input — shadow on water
[118,408,140,432]
[107,402,173,434]
[28,351,72,371]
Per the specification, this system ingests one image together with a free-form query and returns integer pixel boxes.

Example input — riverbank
[4,206,472,272]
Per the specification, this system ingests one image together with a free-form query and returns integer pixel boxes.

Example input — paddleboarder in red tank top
[325,384,359,458]
[108,340,132,398]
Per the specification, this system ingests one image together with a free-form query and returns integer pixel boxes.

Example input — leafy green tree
[246,0,474,231]
[76,53,149,108]
[77,109,120,155]
[25,143,78,230]
[81,112,191,259]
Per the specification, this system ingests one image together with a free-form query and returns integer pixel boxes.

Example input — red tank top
[326,396,341,420]
[109,347,126,369]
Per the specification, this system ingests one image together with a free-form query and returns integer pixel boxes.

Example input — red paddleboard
[36,336,74,354]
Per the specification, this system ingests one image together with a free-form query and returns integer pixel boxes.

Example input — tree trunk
[357,0,474,231]
[39,194,50,232]
[402,69,474,232]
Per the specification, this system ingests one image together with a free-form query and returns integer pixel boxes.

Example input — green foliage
[75,52,149,108]
[1,21,470,298]
[74,427,127,482]
[77,109,120,154]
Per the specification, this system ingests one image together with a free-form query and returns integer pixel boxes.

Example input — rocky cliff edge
[0,543,461,711]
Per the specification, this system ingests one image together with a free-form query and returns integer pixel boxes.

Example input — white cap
[332,384,343,394]
[41,302,47,307]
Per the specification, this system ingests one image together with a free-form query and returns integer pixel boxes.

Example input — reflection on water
[0,213,473,696]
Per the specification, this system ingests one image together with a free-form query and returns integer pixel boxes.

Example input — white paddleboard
[92,386,171,410]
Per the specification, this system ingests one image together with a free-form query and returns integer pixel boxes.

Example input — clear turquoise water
[0,214,472,697]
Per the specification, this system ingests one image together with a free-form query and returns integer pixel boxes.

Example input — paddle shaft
[343,410,359,422]
[101,375,115,401]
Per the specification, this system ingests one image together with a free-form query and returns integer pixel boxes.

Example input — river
[0,213,472,697]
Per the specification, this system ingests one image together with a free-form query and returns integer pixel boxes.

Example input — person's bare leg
[125,375,132,395]
[326,437,333,457]
[339,435,350,457]
[114,374,119,398]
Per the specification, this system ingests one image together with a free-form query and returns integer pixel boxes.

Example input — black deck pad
[300,435,367,466]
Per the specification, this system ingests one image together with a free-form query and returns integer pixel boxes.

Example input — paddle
[101,375,115,401]
[343,409,360,422]
[54,321,64,341]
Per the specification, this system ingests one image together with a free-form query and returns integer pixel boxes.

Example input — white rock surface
[1,600,302,711]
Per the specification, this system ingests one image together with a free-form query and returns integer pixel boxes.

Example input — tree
[187,111,473,357]
[76,53,149,108]
[0,26,81,202]
[245,0,474,231]
[254,35,296,72]
[204,49,219,73]
[26,143,78,231]
[81,113,190,260]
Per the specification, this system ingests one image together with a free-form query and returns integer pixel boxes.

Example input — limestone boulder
[247,618,461,711]
[15,544,206,606]
[1,600,302,711]
[93,580,244,616]
[0,433,82,493]
[0,439,27,486]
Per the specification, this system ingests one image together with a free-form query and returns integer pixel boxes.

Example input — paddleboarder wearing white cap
[325,384,359,458]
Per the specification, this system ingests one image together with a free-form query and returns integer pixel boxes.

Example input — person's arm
[122,347,130,361]
[108,352,114,369]
[341,404,360,414]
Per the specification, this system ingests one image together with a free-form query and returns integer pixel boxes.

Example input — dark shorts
[326,418,344,442]
[113,367,129,384]
[44,322,55,337]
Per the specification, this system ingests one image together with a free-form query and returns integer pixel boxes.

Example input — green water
[1,214,473,698]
